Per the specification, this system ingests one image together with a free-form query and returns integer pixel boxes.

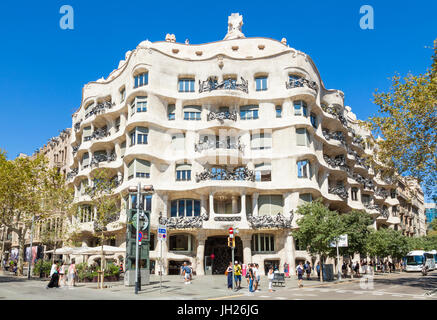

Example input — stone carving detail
[224,13,245,40]
[195,166,255,182]
[199,77,248,93]
[159,214,208,229]
[247,212,293,229]
[214,216,241,222]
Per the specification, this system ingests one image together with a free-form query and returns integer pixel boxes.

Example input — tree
[337,210,373,260]
[0,151,52,275]
[83,169,121,288]
[292,200,343,282]
[366,229,409,262]
[363,39,437,198]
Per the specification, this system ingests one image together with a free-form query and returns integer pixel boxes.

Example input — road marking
[207,294,246,300]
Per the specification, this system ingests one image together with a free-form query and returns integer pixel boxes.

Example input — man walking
[234,261,242,290]
[182,262,191,284]
[296,262,304,288]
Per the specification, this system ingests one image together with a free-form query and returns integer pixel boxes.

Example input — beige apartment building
[4,14,426,275]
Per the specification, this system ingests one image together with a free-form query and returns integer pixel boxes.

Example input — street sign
[138,231,143,242]
[330,234,348,247]
[210,253,215,260]
[228,227,234,235]
[158,225,167,241]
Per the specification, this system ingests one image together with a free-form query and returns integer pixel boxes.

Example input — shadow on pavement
[0,276,27,283]
[372,272,437,292]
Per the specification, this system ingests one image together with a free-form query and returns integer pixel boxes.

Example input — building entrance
[204,236,242,275]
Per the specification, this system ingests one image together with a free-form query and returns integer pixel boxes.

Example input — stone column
[252,193,259,217]
[162,194,169,218]
[289,234,297,272]
[240,192,247,224]
[200,194,207,216]
[283,192,291,217]
[241,235,252,265]
[196,232,207,276]
[208,191,214,221]
[232,195,238,214]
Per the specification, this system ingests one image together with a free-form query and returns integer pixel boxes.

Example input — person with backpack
[296,262,304,288]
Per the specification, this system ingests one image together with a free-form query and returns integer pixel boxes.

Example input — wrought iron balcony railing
[66,168,78,180]
[90,152,117,168]
[323,155,350,172]
[84,101,113,119]
[375,189,389,199]
[74,119,82,132]
[207,111,238,122]
[195,166,255,182]
[158,214,208,229]
[194,139,244,153]
[72,144,80,156]
[247,212,293,229]
[355,155,370,169]
[351,134,365,149]
[328,185,348,200]
[286,78,318,92]
[322,129,346,145]
[199,77,248,93]
[88,127,110,141]
[350,172,375,190]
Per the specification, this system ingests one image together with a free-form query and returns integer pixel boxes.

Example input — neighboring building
[425,203,437,227]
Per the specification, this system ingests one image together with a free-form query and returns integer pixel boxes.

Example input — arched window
[134,72,148,88]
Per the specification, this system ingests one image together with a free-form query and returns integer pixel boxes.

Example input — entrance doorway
[264,260,280,275]
[204,236,242,275]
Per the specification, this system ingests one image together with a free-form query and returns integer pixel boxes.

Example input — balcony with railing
[195,166,255,182]
[195,138,244,153]
[206,111,238,123]
[90,152,116,168]
[323,155,350,173]
[67,168,78,180]
[322,129,346,145]
[285,77,318,92]
[199,77,248,93]
[85,127,110,142]
[84,101,113,119]
[375,188,389,199]
[328,185,348,200]
[74,119,82,132]
[320,104,348,127]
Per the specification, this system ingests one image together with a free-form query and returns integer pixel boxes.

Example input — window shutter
[82,153,89,166]
[296,128,307,146]
[183,105,201,113]
[258,195,270,216]
[176,163,191,171]
[128,161,134,177]
[136,159,150,174]
[251,133,260,149]
[168,104,175,114]
[83,126,92,138]
[120,141,126,156]
[262,132,272,149]
[137,127,148,134]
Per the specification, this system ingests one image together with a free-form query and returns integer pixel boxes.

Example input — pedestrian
[268,267,274,292]
[248,264,255,293]
[68,259,77,287]
[284,262,289,278]
[253,264,260,291]
[234,261,242,289]
[354,261,360,277]
[226,262,233,289]
[342,262,347,278]
[316,262,321,280]
[47,261,60,289]
[305,261,311,280]
[59,261,67,287]
[242,263,247,278]
[296,262,304,288]
[189,262,193,281]
[245,263,251,286]
[182,262,191,284]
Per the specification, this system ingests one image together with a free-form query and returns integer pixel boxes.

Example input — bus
[426,250,437,271]
[405,250,435,272]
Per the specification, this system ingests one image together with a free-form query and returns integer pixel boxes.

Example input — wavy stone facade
[63,15,426,275]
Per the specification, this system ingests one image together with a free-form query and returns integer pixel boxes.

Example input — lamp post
[135,182,141,294]
[27,215,38,280]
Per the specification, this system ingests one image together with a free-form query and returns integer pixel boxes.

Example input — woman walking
[296,262,304,288]
[267,267,274,292]
[68,259,77,287]
[46,261,59,289]
[59,261,67,287]
[226,262,233,290]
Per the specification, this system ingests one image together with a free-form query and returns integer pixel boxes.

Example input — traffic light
[227,237,235,248]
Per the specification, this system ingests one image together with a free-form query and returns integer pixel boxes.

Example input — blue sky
[0,0,436,159]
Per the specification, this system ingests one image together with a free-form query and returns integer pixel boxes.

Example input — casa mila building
[65,14,426,276]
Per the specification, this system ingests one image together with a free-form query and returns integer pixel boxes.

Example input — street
[0,270,435,300]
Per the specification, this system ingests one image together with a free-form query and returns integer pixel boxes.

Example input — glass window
[294,101,307,116]
[178,79,195,92]
[170,199,201,217]
[252,234,275,252]
[296,128,310,146]
[289,74,303,87]
[362,194,371,205]
[310,113,317,128]
[134,72,148,88]
[299,193,312,205]
[130,127,148,146]
[351,188,358,201]
[276,105,282,118]
[168,104,175,120]
[255,76,268,91]
[169,234,190,251]
[120,88,126,102]
[240,105,259,120]
[297,160,311,178]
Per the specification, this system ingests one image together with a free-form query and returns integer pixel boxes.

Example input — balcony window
[255,76,268,91]
[310,113,317,128]
[169,234,192,251]
[183,105,201,120]
[240,105,259,120]
[296,128,310,146]
[120,87,126,102]
[390,189,397,199]
[127,159,150,180]
[252,234,275,252]
[130,127,148,146]
[178,78,195,92]
[120,141,126,158]
[176,163,192,181]
[351,187,358,201]
[294,100,308,116]
[276,105,282,118]
[83,126,92,142]
[81,152,90,169]
[255,163,271,181]
[115,117,120,132]
[258,195,283,216]
[134,72,148,88]
[362,194,371,205]
[78,205,93,223]
[170,199,200,217]
[251,132,272,150]
[297,160,312,178]
[299,193,313,205]
[168,104,175,120]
